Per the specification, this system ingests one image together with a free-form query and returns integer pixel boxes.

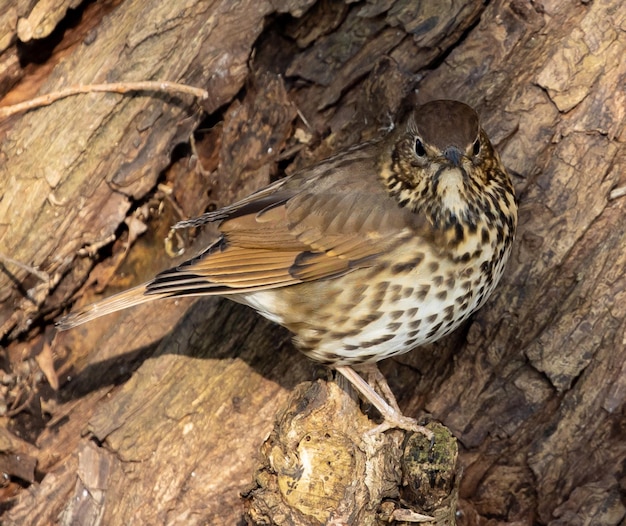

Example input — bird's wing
[57,144,428,330]
[147,144,427,296]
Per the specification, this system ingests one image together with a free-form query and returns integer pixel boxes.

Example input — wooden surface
[0,0,624,524]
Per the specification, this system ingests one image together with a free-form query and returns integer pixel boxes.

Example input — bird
[57,99,518,435]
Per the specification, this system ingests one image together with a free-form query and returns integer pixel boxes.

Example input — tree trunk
[0,0,624,524]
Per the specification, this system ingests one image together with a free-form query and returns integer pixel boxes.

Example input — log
[0,0,624,524]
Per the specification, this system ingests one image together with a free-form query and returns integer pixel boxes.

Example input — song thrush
[58,100,517,434]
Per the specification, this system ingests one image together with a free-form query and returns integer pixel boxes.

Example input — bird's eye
[472,138,481,156]
[414,138,426,157]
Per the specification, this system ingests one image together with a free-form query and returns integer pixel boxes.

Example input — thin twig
[6,373,38,417]
[0,252,49,282]
[0,81,209,119]
[295,106,312,132]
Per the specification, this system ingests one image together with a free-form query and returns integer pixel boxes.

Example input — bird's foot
[334,365,433,440]
[364,407,433,439]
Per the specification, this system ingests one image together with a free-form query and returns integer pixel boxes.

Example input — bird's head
[380,100,515,240]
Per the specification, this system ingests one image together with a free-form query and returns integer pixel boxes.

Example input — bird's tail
[56,284,158,330]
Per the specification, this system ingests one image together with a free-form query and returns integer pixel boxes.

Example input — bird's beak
[443,146,463,167]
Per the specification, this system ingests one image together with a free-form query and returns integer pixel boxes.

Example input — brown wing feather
[149,246,302,292]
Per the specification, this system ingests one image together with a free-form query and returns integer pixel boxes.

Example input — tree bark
[0,0,624,524]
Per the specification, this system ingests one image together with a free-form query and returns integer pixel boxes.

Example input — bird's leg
[358,363,403,413]
[335,365,433,439]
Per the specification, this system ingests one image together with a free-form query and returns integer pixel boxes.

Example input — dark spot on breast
[443,306,455,321]
[497,226,504,244]
[436,290,447,301]
[386,322,402,332]
[427,321,443,338]
[404,338,417,347]
[354,312,383,328]
[433,276,444,287]
[429,261,439,272]
[393,253,425,275]
[330,329,362,339]
[379,261,391,272]
[377,281,390,293]
[389,284,403,302]
[391,262,412,274]
[402,287,414,298]
[416,285,431,300]
[455,223,464,242]
[361,334,395,348]
[455,291,472,306]
[506,215,515,229]
[407,307,419,317]
[461,267,474,278]
[349,284,368,304]
[407,329,420,338]
[389,310,404,320]
[481,227,490,244]
[409,319,422,329]
[370,297,384,310]
[426,314,438,324]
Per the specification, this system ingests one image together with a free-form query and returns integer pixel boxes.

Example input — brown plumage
[58,100,517,433]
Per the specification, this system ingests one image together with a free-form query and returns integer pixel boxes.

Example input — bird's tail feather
[56,284,158,330]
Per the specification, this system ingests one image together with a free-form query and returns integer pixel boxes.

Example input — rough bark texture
[0,0,624,524]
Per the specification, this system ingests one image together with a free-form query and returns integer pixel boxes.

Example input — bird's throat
[435,168,469,221]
